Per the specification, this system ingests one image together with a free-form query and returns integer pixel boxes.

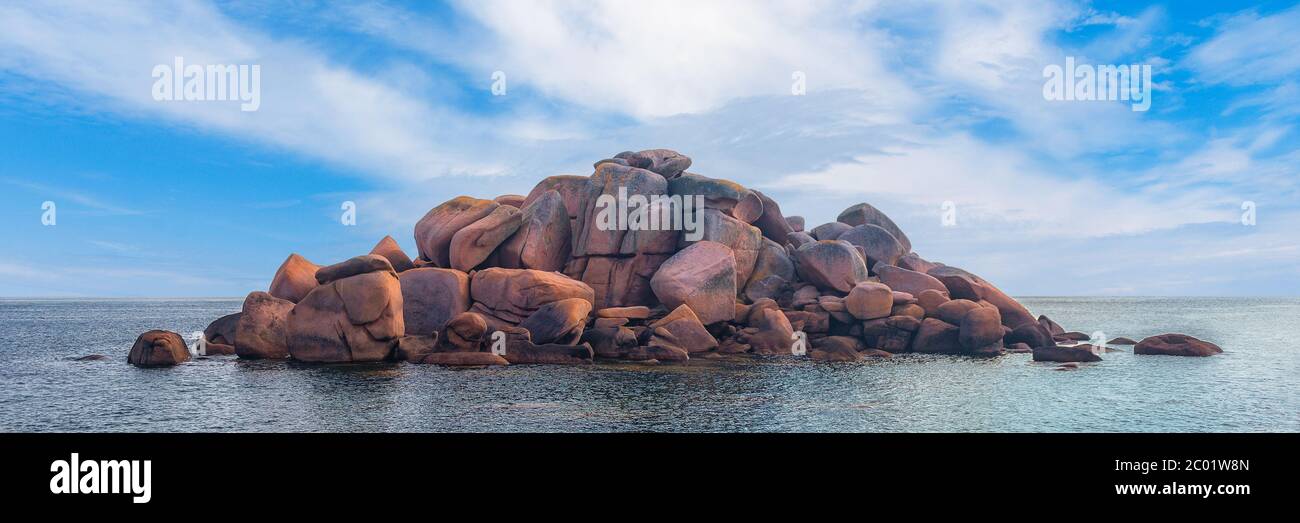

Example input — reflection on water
[0,297,1296,432]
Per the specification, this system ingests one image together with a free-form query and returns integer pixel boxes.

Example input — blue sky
[1,0,1297,297]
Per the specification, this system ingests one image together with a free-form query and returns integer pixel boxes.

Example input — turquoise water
[0,297,1295,432]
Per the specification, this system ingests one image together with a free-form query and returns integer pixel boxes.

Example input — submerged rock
[419,352,509,366]
[1032,345,1102,363]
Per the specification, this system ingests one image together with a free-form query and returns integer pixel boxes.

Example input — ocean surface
[0,297,1296,432]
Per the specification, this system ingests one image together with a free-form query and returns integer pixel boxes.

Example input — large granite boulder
[571,253,671,309]
[395,333,439,362]
[572,161,675,257]
[268,253,319,303]
[567,162,677,307]
[896,253,940,274]
[750,190,794,244]
[931,270,983,301]
[399,267,470,336]
[450,205,522,271]
[650,241,736,325]
[1038,315,1066,336]
[874,265,948,299]
[743,238,795,300]
[1007,322,1056,349]
[204,312,240,347]
[494,194,525,208]
[581,325,641,358]
[1134,334,1223,357]
[523,175,587,229]
[497,189,571,272]
[845,282,893,320]
[519,297,592,345]
[414,196,499,267]
[838,224,907,270]
[738,307,795,355]
[786,215,805,232]
[438,311,489,352]
[934,299,981,325]
[370,235,414,273]
[667,172,763,224]
[959,306,1003,353]
[286,256,403,362]
[234,291,294,359]
[680,208,764,287]
[469,268,595,325]
[648,304,717,353]
[793,240,869,293]
[916,288,949,317]
[811,222,852,241]
[314,255,392,284]
[862,315,919,353]
[911,318,963,354]
[619,149,692,179]
[128,330,190,367]
[836,202,912,253]
[927,265,1035,329]
[787,231,815,247]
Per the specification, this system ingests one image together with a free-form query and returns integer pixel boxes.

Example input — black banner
[1,433,1290,512]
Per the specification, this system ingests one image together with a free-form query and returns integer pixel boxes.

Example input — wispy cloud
[1184,4,1300,85]
[1,177,144,216]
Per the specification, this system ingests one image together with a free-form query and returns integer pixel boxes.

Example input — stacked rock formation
[130,149,1221,367]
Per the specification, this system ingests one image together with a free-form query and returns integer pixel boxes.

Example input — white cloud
[775,133,1230,238]
[0,0,502,181]
[1185,5,1300,85]
[447,0,918,118]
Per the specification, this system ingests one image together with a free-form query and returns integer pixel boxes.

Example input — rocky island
[128,149,1222,368]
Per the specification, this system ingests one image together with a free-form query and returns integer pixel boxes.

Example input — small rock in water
[1135,334,1222,357]
[128,330,190,367]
